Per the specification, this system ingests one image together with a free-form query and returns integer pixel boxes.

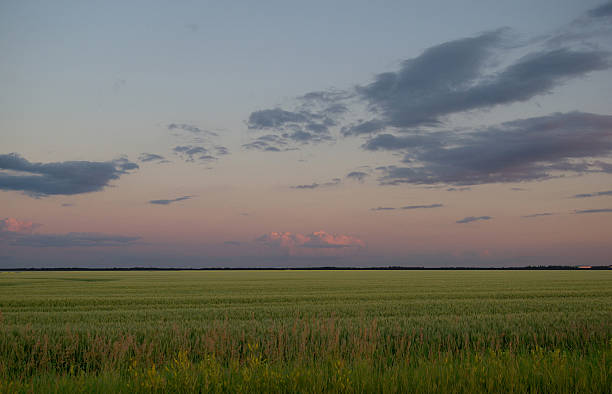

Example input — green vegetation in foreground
[0,270,610,393]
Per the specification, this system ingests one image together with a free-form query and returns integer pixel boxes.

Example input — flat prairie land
[0,270,610,393]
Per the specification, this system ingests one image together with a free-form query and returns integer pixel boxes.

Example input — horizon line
[1,265,610,272]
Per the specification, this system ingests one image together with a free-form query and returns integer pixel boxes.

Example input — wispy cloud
[401,203,443,210]
[574,208,612,214]
[346,171,368,182]
[447,187,471,192]
[11,232,141,248]
[456,216,492,224]
[138,153,169,163]
[168,123,218,136]
[243,135,292,152]
[149,196,192,205]
[215,146,230,156]
[173,145,218,163]
[372,204,443,211]
[291,178,341,189]
[166,123,228,164]
[589,2,612,18]
[572,189,612,198]
[0,218,39,233]
[522,212,556,218]
[0,218,140,248]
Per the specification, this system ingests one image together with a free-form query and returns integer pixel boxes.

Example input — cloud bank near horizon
[0,218,140,248]
[256,231,365,256]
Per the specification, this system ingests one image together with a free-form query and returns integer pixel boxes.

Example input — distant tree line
[1,265,610,271]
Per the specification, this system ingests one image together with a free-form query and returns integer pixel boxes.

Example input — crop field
[0,270,610,393]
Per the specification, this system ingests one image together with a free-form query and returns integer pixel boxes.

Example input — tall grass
[0,270,610,392]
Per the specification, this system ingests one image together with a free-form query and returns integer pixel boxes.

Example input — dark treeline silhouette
[1,265,610,272]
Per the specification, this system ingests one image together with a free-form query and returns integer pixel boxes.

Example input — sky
[1,0,612,268]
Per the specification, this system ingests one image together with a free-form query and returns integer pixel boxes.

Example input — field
[0,270,610,393]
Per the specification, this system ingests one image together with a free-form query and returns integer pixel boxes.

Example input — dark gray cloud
[356,29,609,129]
[167,123,227,164]
[244,7,612,172]
[325,178,342,186]
[447,187,471,192]
[248,18,610,146]
[248,109,311,129]
[0,153,138,197]
[346,171,368,182]
[247,108,335,144]
[572,189,612,198]
[401,203,443,210]
[138,153,168,163]
[291,178,341,190]
[298,89,353,105]
[292,183,319,189]
[173,145,207,155]
[372,204,442,211]
[61,203,75,207]
[11,232,141,248]
[456,216,492,224]
[594,161,612,172]
[362,133,446,151]
[574,208,612,214]
[247,31,513,140]
[357,30,506,128]
[173,145,218,163]
[544,2,612,49]
[522,212,556,218]
[242,134,292,152]
[149,196,192,205]
[245,95,347,150]
[168,123,217,136]
[287,129,331,143]
[341,120,387,136]
[589,2,612,17]
[377,112,612,185]
[215,146,230,156]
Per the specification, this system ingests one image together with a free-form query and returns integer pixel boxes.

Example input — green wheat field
[0,270,610,393]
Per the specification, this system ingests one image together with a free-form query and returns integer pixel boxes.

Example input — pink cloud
[256,230,365,256]
[0,218,39,233]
